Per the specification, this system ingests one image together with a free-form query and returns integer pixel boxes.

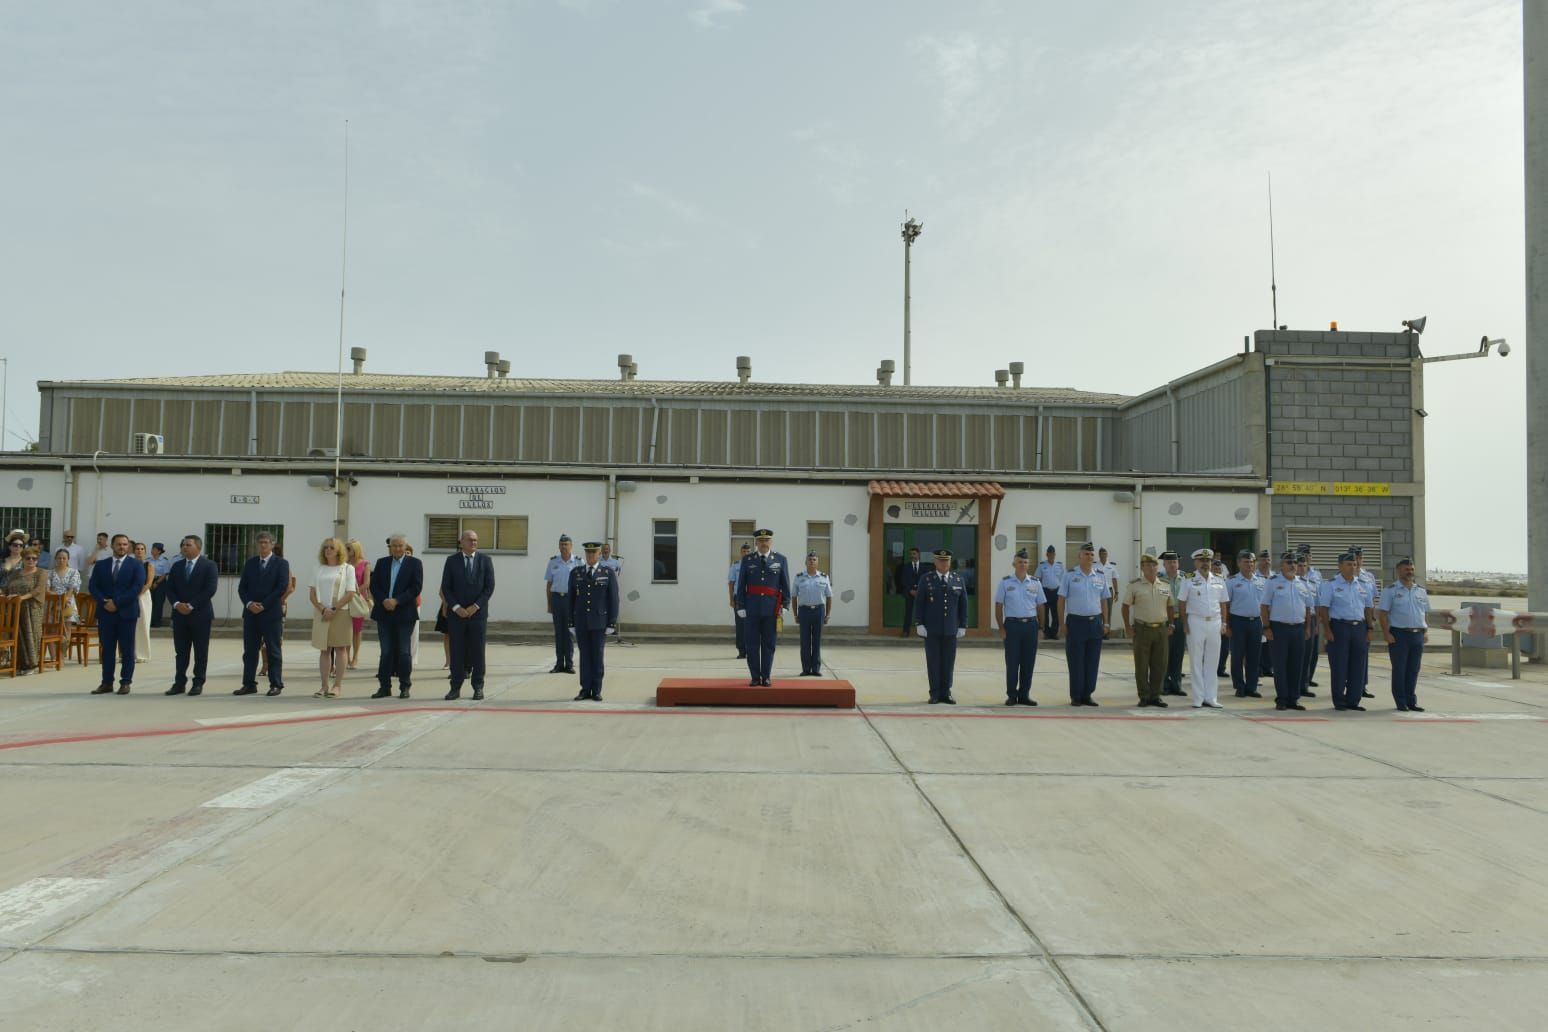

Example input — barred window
[426,515,528,552]
[205,523,284,576]
[0,507,52,553]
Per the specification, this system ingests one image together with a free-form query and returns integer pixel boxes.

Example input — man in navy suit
[89,533,146,695]
[236,531,289,696]
[895,548,923,638]
[441,529,494,701]
[164,534,219,697]
[370,533,423,700]
[568,541,619,701]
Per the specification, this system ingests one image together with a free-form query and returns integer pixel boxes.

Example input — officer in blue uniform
[1297,545,1321,694]
[728,543,751,658]
[1256,550,1275,677]
[1317,551,1375,712]
[1034,546,1065,640]
[735,529,792,687]
[1226,549,1264,698]
[1378,557,1430,712]
[994,549,1046,706]
[568,541,619,701]
[792,551,833,676]
[1058,542,1111,706]
[1352,546,1379,700]
[916,548,968,704]
[1260,551,1311,711]
[543,535,583,675]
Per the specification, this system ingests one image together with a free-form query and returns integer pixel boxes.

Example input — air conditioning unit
[131,433,165,455]
[307,447,339,458]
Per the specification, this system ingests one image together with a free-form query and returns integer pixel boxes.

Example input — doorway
[881,524,979,628]
[1166,528,1257,564]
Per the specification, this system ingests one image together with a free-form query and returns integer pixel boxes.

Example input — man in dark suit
[895,547,922,638]
[88,533,146,695]
[569,541,619,701]
[441,529,494,701]
[164,534,219,697]
[370,533,423,700]
[236,531,289,696]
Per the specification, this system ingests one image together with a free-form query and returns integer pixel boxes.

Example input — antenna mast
[1268,171,1279,329]
[334,120,349,535]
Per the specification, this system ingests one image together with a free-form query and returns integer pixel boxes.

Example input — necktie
[113,558,121,577]
[389,558,400,596]
[186,559,194,576]
[261,557,268,570]
[589,566,595,577]
[465,554,472,573]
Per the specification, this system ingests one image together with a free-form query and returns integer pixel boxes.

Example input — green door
[882,524,978,628]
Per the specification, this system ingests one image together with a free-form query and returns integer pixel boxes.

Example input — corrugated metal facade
[1115,359,1256,474]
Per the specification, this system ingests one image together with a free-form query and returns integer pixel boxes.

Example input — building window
[1063,525,1090,565]
[426,515,528,553]
[205,523,284,576]
[807,520,832,575]
[0,507,52,553]
[1015,524,1041,560]
[653,519,678,582]
[729,519,756,564]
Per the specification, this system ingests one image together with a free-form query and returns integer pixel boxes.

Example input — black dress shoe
[1083,699,1100,707]
[736,652,747,658]
[1301,690,1317,698]
[563,665,576,675]
[1245,691,1263,698]
[1333,704,1347,711]
[399,689,410,699]
[1153,699,1168,708]
[91,684,113,694]
[942,695,956,704]
[1019,697,1038,707]
[1005,698,1018,707]
[371,689,392,699]
[1289,703,1306,711]
[266,686,283,696]
[928,698,941,705]
[1395,703,1410,712]
[445,689,461,700]
[1308,680,1319,687]
[189,686,203,697]
[234,686,258,696]
[1349,705,1366,711]
[761,678,772,686]
[471,689,484,701]
[1234,691,1247,697]
[165,685,186,696]
[1409,705,1425,712]
[1275,702,1287,711]
[549,665,564,674]
[574,690,592,701]
[1362,691,1374,699]
[749,679,760,687]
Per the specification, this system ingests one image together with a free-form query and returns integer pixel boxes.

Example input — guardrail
[1426,607,1544,679]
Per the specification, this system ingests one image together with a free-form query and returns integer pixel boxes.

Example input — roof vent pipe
[496,359,511,379]
[736,355,751,384]
[349,346,367,375]
[484,350,500,379]
[1009,361,1025,389]
[879,359,895,387]
[617,354,634,382]
[994,369,1009,387]
[628,362,638,380]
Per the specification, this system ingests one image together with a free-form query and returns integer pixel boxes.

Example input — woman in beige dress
[3,548,49,674]
[309,537,358,698]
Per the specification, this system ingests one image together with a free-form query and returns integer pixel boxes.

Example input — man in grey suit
[441,529,494,701]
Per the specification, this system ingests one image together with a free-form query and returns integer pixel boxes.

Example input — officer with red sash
[734,529,792,686]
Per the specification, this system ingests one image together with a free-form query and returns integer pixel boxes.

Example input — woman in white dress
[309,537,358,698]
[133,541,153,663]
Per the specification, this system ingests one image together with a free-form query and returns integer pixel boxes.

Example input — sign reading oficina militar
[882,498,979,524]
[447,484,507,510]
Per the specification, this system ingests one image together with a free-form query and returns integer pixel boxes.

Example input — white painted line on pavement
[0,877,106,937]
[1401,713,1541,721]
[199,768,335,809]
[195,707,367,726]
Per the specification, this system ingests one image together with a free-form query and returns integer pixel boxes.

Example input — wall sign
[882,498,979,524]
[448,484,507,510]
[1272,482,1391,497]
[230,494,261,504]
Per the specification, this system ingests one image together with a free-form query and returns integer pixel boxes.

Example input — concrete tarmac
[1,629,1545,1030]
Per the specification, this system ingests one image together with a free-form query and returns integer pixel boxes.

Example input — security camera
[1496,339,1510,357]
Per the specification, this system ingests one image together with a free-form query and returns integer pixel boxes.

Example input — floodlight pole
[1528,1,1546,622]
[901,215,923,387]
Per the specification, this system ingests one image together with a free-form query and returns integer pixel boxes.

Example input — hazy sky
[0,0,1528,570]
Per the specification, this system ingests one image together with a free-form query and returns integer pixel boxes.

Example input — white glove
[956,628,966,639]
[916,625,926,638]
[736,609,746,618]
[605,626,616,636]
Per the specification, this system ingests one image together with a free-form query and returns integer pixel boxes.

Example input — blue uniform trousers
[1064,614,1102,702]
[746,613,778,681]
[734,611,747,655]
[1268,623,1304,707]
[1327,620,1368,708]
[549,592,573,667]
[1216,626,1229,676]
[576,626,606,697]
[1164,616,1186,693]
[1228,615,1262,693]
[240,611,283,689]
[1388,628,1424,708]
[924,633,957,700]
[1042,589,1060,638]
[98,610,138,686]
[1355,624,1370,693]
[1260,637,1273,677]
[797,605,825,674]
[1003,618,1038,701]
[1301,629,1319,693]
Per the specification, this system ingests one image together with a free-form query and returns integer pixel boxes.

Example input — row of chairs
[0,592,100,677]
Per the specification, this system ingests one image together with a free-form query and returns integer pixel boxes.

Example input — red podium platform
[655,677,856,709]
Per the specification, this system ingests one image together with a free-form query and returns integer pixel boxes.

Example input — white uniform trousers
[1186,616,1222,705]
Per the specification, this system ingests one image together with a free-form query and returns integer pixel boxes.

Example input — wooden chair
[0,595,19,678]
[72,592,100,667]
[39,592,68,672]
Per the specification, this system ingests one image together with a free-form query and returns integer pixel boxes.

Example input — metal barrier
[1427,607,1544,679]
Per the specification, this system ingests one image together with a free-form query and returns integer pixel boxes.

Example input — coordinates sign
[448,484,507,511]
[1272,481,1392,497]
[882,498,979,525]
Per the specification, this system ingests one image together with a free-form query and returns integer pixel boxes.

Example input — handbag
[341,567,369,618]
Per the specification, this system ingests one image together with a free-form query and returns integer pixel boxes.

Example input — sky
[0,0,1530,571]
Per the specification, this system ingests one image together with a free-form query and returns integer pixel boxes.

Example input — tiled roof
[869,480,1005,498]
[41,372,1130,406]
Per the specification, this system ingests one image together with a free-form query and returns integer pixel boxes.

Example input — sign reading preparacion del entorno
[447,485,507,510]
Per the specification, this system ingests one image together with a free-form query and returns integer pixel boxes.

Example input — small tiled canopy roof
[868,480,1005,498]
